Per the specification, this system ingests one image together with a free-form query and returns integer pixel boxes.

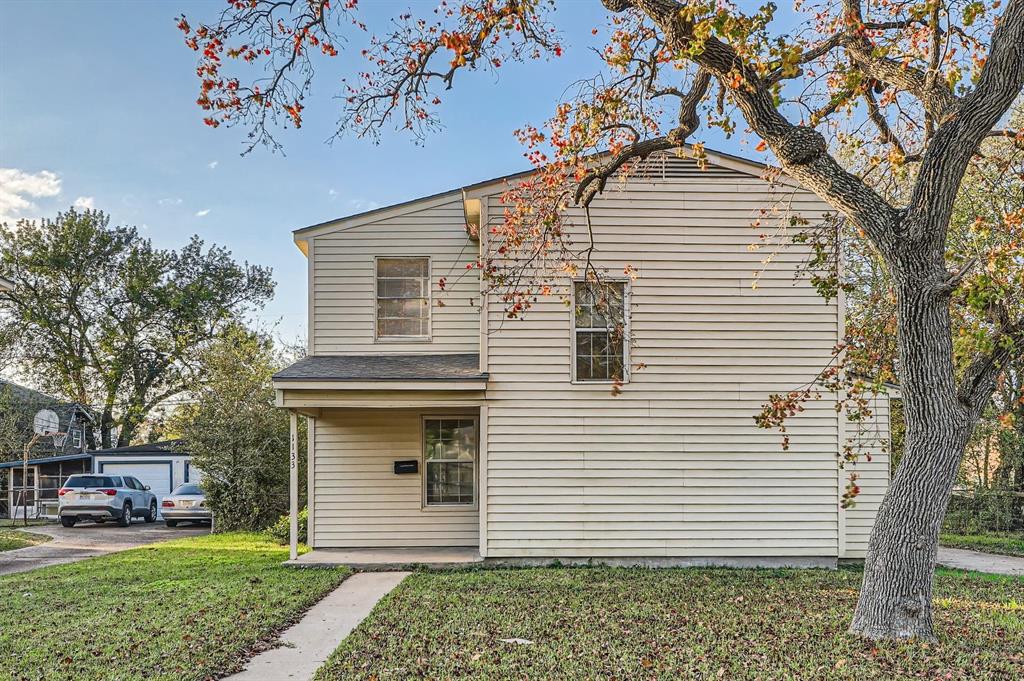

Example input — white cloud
[0,168,62,225]
[346,198,381,212]
[195,208,211,217]
[157,197,183,207]
[73,196,95,210]
[328,188,338,196]
[208,161,219,170]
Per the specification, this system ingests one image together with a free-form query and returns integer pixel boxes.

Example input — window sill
[374,336,432,343]
[421,503,478,512]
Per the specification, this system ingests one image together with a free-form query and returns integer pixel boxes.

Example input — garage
[90,441,193,520]
[97,462,173,512]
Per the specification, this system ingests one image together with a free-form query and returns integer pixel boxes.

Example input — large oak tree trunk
[850,267,975,640]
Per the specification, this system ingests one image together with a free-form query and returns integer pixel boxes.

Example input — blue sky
[0,0,753,342]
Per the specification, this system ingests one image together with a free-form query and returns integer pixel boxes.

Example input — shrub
[943,491,1024,534]
[266,507,308,545]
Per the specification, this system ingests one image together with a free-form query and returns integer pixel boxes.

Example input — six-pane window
[574,281,627,381]
[424,418,476,505]
[376,257,430,339]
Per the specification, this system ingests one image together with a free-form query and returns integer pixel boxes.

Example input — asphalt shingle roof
[273,353,486,382]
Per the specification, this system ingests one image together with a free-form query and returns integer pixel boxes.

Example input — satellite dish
[33,409,60,435]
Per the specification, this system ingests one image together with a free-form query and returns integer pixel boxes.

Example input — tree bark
[850,266,975,640]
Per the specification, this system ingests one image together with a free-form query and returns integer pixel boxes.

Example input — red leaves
[440,30,473,67]
[285,101,304,128]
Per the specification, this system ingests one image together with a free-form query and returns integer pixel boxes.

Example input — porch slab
[288,546,483,570]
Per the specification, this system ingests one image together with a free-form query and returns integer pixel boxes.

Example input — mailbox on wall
[394,459,418,475]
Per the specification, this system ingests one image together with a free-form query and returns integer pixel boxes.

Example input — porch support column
[289,410,299,561]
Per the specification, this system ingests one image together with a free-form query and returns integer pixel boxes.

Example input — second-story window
[574,280,627,382]
[376,257,430,340]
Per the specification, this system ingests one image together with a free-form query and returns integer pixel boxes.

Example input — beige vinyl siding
[312,409,479,548]
[842,393,892,558]
[310,194,480,354]
[480,171,846,558]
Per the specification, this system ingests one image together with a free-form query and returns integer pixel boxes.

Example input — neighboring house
[0,440,197,519]
[273,148,892,566]
[0,378,93,457]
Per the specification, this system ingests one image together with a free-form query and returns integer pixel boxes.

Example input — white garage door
[99,462,173,517]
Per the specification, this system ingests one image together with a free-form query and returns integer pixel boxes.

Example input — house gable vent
[634,152,750,179]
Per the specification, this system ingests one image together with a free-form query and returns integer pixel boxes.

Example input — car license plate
[180,500,194,507]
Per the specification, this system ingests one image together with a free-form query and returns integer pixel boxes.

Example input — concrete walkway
[226,571,410,681]
[937,547,1024,576]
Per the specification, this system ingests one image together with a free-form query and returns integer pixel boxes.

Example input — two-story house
[273,148,891,567]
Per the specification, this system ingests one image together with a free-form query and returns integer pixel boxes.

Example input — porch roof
[0,452,92,469]
[273,353,487,383]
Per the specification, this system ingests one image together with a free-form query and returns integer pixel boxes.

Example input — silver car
[58,474,158,527]
[161,483,211,527]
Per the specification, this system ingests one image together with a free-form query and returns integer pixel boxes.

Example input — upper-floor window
[574,280,627,382]
[376,257,430,340]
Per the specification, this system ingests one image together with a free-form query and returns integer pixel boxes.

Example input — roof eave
[273,378,488,391]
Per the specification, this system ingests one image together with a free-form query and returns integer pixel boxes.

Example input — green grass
[0,532,350,680]
[941,532,1024,557]
[0,518,51,528]
[0,527,50,552]
[316,567,1023,680]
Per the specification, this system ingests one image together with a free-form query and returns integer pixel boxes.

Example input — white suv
[58,474,158,528]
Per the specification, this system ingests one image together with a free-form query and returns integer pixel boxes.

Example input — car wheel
[144,501,157,523]
[60,516,77,528]
[165,520,178,528]
[118,502,132,527]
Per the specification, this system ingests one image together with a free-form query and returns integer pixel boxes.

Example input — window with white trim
[423,417,476,505]
[376,257,430,339]
[574,280,627,382]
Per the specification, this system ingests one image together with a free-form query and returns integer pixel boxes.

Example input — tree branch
[840,0,959,122]
[603,0,903,256]
[575,68,712,207]
[958,316,1024,413]
[906,0,1024,245]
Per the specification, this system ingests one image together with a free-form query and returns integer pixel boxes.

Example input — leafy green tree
[171,324,302,531]
[0,208,274,448]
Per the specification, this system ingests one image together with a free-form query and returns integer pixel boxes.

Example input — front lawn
[0,532,350,680]
[317,567,1023,680]
[0,527,50,552]
[941,532,1024,557]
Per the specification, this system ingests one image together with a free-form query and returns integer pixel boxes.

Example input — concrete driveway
[0,520,209,576]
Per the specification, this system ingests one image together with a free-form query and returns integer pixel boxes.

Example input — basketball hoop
[33,409,60,437]
[53,433,68,448]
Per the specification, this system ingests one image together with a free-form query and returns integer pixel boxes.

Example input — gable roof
[0,378,94,425]
[291,144,782,251]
